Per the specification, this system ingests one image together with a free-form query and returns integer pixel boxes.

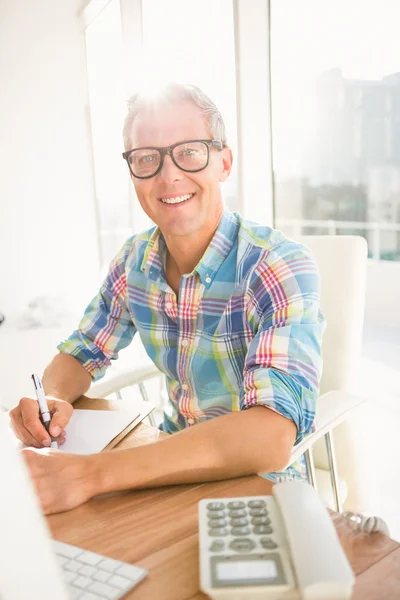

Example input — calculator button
[209,527,229,536]
[253,525,273,535]
[209,540,225,552]
[249,508,268,517]
[251,516,271,526]
[230,517,249,527]
[248,500,267,508]
[260,537,278,549]
[207,510,226,519]
[207,502,225,510]
[227,501,246,509]
[230,538,256,552]
[208,518,227,528]
[231,526,251,536]
[228,509,247,518]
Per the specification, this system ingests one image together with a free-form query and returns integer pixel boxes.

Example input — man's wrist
[84,453,113,498]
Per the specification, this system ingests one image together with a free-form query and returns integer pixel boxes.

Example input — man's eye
[182,148,198,156]
[141,155,155,163]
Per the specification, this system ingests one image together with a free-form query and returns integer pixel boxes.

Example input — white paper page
[61,409,140,454]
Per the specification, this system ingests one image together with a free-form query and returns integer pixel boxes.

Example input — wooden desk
[48,399,400,600]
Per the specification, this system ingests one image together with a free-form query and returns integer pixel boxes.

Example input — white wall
[0,0,99,320]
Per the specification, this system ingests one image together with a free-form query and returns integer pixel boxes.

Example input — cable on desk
[332,511,390,537]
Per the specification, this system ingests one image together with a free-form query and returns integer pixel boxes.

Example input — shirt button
[187,418,195,425]
[181,339,189,347]
[182,384,189,391]
[205,276,211,284]
[166,302,172,309]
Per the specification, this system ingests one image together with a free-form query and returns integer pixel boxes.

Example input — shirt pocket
[191,330,248,399]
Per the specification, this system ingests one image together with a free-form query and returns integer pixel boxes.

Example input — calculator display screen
[217,559,278,581]
[211,553,288,588]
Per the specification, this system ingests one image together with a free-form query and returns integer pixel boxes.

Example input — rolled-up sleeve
[240,242,326,445]
[57,241,137,381]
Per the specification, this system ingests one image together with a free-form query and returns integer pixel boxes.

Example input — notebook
[59,408,141,454]
[15,407,146,454]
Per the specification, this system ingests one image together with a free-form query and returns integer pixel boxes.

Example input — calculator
[198,481,354,600]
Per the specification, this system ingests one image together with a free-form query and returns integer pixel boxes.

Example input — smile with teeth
[159,193,195,205]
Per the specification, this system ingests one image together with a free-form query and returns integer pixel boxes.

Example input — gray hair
[122,83,228,150]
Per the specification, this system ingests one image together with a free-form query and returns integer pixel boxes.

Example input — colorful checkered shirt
[58,210,326,480]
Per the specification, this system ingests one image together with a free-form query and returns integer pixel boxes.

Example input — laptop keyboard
[53,540,148,599]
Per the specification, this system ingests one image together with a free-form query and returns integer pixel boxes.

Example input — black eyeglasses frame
[122,139,224,179]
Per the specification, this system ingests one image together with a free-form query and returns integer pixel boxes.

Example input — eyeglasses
[122,139,223,179]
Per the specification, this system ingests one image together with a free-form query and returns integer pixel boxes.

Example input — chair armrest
[86,364,161,399]
[286,390,368,467]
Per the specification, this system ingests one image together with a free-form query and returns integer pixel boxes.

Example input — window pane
[271,0,400,261]
[85,0,130,271]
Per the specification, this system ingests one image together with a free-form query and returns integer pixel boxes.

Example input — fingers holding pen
[47,400,73,439]
[9,396,72,448]
[10,397,48,447]
[30,373,73,449]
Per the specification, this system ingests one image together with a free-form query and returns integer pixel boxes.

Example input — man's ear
[219,147,233,183]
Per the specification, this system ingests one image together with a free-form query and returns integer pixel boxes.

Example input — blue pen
[31,373,59,449]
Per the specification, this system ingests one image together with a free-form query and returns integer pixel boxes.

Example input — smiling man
[10,84,326,514]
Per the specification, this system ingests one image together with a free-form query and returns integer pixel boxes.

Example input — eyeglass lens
[128,141,208,177]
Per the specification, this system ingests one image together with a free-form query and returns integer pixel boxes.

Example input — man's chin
[162,221,203,238]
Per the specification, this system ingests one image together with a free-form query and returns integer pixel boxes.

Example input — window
[270,0,400,261]
[85,0,131,272]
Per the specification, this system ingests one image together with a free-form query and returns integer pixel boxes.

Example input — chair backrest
[296,235,369,511]
[297,235,368,396]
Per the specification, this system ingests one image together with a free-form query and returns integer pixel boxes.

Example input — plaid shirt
[58,210,326,479]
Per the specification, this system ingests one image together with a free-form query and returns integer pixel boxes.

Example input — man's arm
[42,353,92,404]
[239,242,326,447]
[13,239,138,449]
[94,406,296,494]
[23,404,297,514]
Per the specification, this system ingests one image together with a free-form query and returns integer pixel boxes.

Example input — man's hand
[10,396,73,448]
[22,448,98,515]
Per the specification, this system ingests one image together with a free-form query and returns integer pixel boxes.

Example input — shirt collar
[140,227,165,282]
[195,210,239,287]
[140,209,239,286]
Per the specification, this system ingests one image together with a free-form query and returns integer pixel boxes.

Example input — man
[10,84,326,515]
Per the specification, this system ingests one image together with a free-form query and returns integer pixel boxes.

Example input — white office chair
[88,235,370,513]
[286,235,369,513]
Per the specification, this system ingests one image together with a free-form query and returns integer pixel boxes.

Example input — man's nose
[158,154,183,184]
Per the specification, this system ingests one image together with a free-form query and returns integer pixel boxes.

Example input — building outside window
[270,0,400,261]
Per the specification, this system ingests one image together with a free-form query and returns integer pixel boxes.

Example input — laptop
[0,415,148,600]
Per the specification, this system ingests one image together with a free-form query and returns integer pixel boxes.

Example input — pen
[31,373,59,449]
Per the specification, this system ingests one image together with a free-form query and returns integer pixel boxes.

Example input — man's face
[128,101,232,239]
